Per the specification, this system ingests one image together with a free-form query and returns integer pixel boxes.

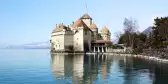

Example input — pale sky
[0,0,168,45]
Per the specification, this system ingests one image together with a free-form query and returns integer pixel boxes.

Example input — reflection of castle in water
[51,54,74,77]
[51,53,84,83]
[51,53,168,84]
[50,53,111,83]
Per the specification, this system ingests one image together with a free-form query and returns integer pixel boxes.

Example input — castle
[51,13,112,52]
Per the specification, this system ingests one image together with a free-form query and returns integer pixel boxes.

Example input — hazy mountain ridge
[142,26,153,36]
[0,26,153,49]
[0,43,9,49]
[4,41,51,49]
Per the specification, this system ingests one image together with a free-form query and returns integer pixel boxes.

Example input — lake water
[0,49,168,84]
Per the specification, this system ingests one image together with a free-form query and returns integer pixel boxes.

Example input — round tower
[100,26,111,40]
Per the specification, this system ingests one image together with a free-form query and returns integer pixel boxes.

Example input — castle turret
[100,26,111,40]
[71,19,92,52]
[80,13,92,27]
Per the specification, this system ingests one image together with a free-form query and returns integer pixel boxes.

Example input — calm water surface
[0,49,168,84]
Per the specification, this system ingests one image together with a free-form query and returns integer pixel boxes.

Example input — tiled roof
[72,19,89,29]
[52,24,68,33]
[89,24,97,29]
[81,13,92,19]
[100,26,110,34]
[92,40,112,44]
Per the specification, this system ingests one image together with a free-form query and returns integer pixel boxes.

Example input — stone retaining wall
[141,49,168,59]
[107,49,132,54]
[50,50,84,53]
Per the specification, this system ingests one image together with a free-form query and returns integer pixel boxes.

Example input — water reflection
[51,53,168,84]
[132,58,168,84]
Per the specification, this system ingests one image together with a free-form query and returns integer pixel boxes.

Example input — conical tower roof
[100,26,110,34]
[81,13,92,19]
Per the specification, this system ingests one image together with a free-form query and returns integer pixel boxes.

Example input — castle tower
[71,19,92,52]
[80,13,92,27]
[100,26,111,40]
[89,23,98,33]
[51,24,73,51]
[89,23,98,40]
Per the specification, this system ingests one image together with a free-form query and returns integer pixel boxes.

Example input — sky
[0,0,168,45]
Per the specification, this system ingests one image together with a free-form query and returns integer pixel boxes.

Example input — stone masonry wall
[141,49,168,59]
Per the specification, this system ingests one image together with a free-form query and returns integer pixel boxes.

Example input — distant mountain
[0,43,9,49]
[142,26,153,36]
[6,41,51,49]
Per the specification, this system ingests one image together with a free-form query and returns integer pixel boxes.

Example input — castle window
[77,38,78,40]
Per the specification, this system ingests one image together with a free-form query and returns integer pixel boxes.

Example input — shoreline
[51,51,168,64]
[104,53,168,64]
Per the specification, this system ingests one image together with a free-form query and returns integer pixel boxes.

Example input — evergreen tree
[151,16,168,48]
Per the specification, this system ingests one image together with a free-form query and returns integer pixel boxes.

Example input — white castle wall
[100,32,110,40]
[51,31,74,51]
[73,28,84,51]
[91,28,98,33]
[83,29,92,51]
[51,32,64,50]
[82,19,92,27]
[64,31,74,50]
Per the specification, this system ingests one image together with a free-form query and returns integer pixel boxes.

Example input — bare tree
[115,31,122,40]
[123,17,138,48]
[124,18,138,33]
